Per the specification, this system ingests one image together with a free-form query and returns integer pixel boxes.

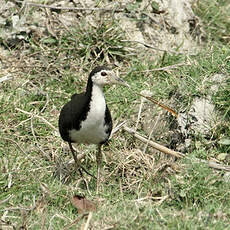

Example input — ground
[0,0,230,229]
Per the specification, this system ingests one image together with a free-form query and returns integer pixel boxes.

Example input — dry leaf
[71,195,97,214]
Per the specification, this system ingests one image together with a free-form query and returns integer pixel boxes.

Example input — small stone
[217,153,228,161]
[223,172,230,183]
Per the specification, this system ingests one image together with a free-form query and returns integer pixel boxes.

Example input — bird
[58,66,129,192]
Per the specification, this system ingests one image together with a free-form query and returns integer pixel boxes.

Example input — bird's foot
[79,165,97,179]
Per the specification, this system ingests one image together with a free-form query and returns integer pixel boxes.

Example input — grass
[193,0,230,44]
[1,1,230,229]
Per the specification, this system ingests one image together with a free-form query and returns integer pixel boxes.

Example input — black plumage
[58,66,128,192]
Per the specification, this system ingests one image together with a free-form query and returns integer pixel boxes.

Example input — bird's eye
[101,71,107,76]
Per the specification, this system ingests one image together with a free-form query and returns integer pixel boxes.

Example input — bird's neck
[90,84,105,104]
[86,78,104,100]
[85,82,106,122]
[86,78,105,106]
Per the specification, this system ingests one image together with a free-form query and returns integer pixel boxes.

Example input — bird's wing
[104,105,113,136]
[58,92,88,141]
[71,92,83,100]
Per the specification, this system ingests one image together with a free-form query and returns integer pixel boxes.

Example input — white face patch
[91,70,112,86]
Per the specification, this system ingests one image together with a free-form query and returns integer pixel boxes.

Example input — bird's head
[89,66,129,88]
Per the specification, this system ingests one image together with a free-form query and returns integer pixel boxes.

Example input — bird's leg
[68,142,83,175]
[68,142,96,179]
[96,144,102,194]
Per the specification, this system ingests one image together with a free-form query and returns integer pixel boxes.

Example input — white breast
[69,84,109,144]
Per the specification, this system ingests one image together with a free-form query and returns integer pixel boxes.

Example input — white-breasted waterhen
[58,66,129,192]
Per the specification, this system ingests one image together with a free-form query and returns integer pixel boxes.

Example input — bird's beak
[113,75,130,87]
[110,70,130,88]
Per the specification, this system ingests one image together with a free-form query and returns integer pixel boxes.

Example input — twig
[123,126,230,172]
[15,108,57,131]
[139,63,190,72]
[110,120,127,138]
[132,196,151,202]
[155,208,167,222]
[63,213,88,230]
[155,195,169,205]
[201,159,230,172]
[143,112,162,154]
[123,63,187,118]
[2,207,33,211]
[40,93,50,114]
[136,92,178,117]
[121,40,181,54]
[124,86,178,117]
[45,8,57,38]
[123,126,184,158]
[83,212,93,230]
[0,195,14,205]
[185,156,230,172]
[0,74,13,83]
[3,137,27,155]
[135,97,144,131]
[13,0,124,12]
